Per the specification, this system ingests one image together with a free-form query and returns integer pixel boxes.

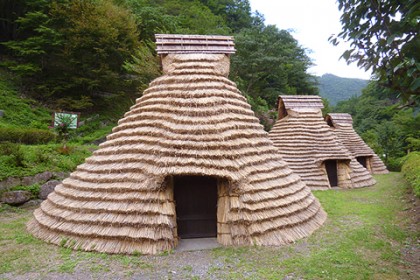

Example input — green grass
[210,172,417,279]
[0,143,96,181]
[0,173,417,279]
[0,71,51,129]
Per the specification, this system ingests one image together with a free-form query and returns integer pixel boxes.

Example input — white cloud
[248,0,372,80]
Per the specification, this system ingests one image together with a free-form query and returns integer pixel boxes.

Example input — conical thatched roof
[326,113,388,174]
[269,95,376,190]
[27,35,326,255]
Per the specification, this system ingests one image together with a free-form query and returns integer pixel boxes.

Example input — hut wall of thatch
[27,35,327,255]
[269,95,376,190]
[325,113,388,174]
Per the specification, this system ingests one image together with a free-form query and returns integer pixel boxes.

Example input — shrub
[0,127,56,144]
[0,142,25,167]
[386,157,405,172]
[401,152,420,197]
[34,148,51,163]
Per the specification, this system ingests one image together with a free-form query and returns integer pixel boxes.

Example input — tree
[330,0,420,100]
[2,0,144,110]
[198,0,254,32]
[231,24,318,107]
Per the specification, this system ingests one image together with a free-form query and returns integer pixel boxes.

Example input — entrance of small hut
[325,160,338,187]
[173,175,218,239]
[356,156,367,168]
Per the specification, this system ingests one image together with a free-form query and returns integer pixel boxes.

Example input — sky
[248,0,372,80]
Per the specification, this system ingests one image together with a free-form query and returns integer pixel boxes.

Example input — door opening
[356,156,367,168]
[325,160,338,187]
[173,175,217,238]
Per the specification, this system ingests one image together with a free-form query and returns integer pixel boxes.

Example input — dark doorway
[356,156,367,168]
[174,175,217,239]
[325,160,338,187]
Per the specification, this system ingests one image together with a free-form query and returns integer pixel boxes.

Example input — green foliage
[401,152,420,197]
[318,73,368,106]
[198,0,254,32]
[386,157,405,172]
[0,70,51,129]
[0,144,94,181]
[335,81,419,169]
[246,95,276,131]
[9,184,40,199]
[407,137,420,151]
[331,0,420,100]
[2,0,143,111]
[232,25,318,108]
[0,142,25,167]
[0,127,55,144]
[122,42,161,91]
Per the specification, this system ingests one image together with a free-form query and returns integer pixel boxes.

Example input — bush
[0,142,25,167]
[386,157,405,172]
[0,127,55,144]
[401,152,420,197]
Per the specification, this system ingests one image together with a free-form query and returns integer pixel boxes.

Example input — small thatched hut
[269,95,376,190]
[27,34,326,255]
[325,113,389,174]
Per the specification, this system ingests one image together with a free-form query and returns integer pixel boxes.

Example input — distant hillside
[318,74,368,106]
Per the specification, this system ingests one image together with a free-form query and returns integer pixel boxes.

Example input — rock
[22,199,43,207]
[35,171,53,182]
[0,110,4,117]
[39,180,61,199]
[52,172,70,180]
[0,177,22,191]
[22,171,53,186]
[1,190,32,205]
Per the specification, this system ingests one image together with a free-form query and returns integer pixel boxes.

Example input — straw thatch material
[27,35,326,255]
[326,113,389,174]
[269,95,376,190]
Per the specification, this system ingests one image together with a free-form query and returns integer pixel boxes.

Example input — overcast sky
[248,0,372,80]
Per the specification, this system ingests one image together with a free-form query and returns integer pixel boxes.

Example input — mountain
[318,74,369,106]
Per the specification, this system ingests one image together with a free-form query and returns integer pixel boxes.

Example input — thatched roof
[326,113,388,174]
[279,95,325,110]
[325,113,353,125]
[156,34,235,54]
[269,95,376,190]
[27,36,326,255]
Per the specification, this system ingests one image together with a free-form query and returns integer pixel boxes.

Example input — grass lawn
[0,172,418,279]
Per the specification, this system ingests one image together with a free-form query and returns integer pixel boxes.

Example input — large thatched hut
[268,95,376,190]
[325,113,388,174]
[27,34,326,255]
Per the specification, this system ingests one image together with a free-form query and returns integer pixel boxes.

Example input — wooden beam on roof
[155,34,236,54]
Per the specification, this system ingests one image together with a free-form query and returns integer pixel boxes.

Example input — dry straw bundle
[27,35,326,255]
[326,113,388,174]
[269,95,376,190]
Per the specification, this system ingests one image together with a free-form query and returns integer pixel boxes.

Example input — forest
[0,0,419,171]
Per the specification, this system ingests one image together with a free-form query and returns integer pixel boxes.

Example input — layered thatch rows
[27,47,326,254]
[326,113,388,174]
[269,96,376,190]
